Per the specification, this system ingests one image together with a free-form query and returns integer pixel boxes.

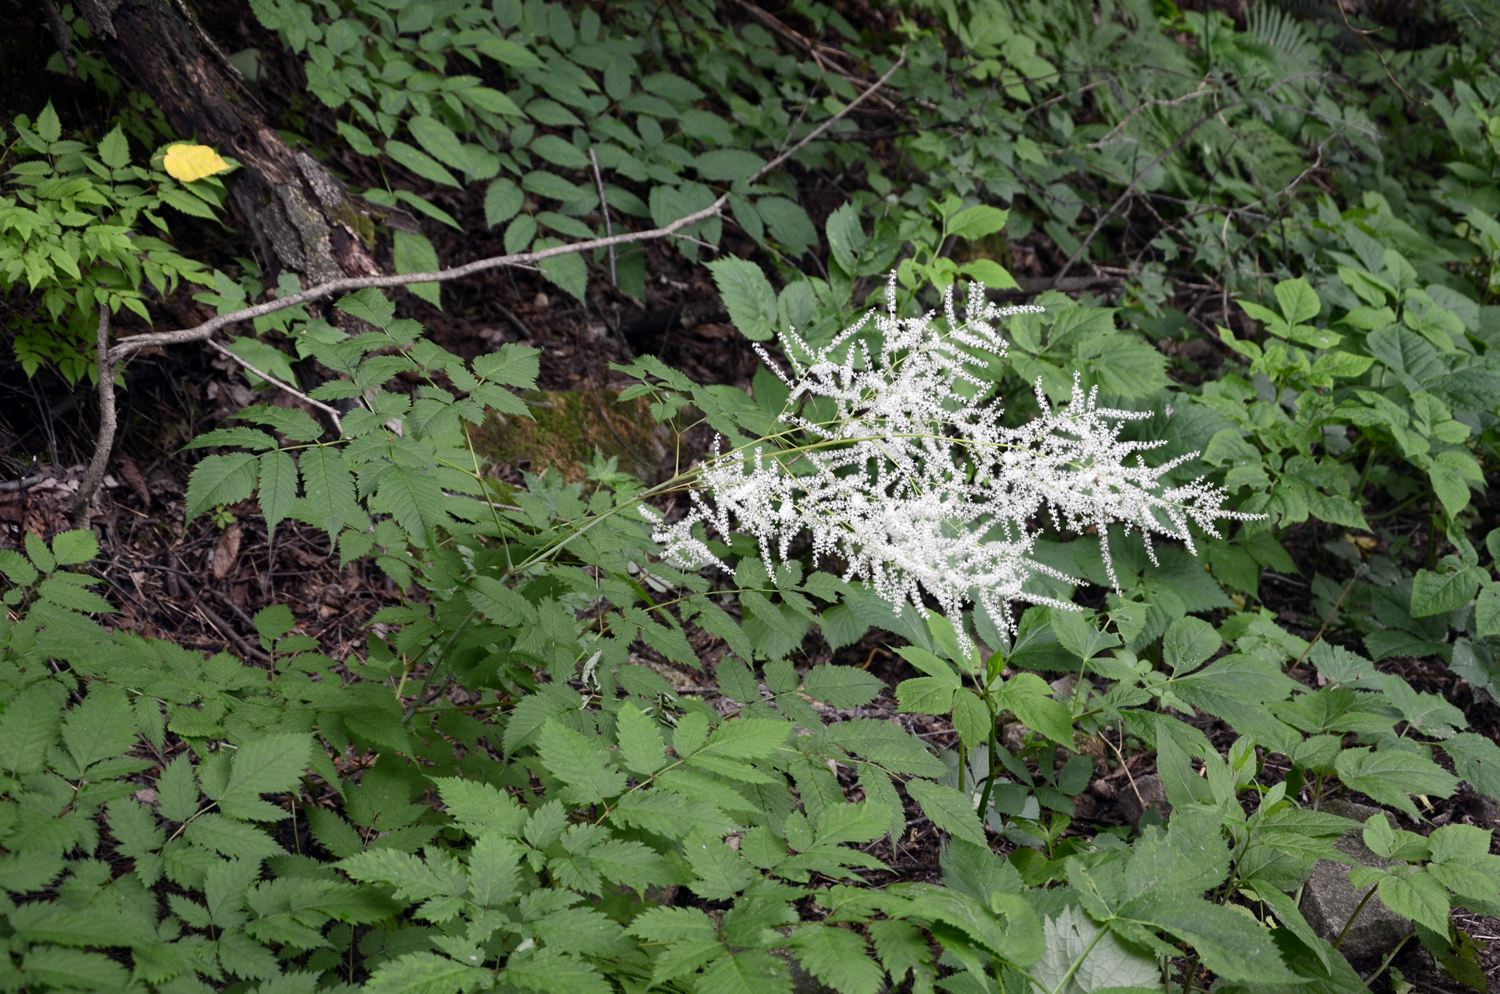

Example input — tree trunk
[74,0,381,287]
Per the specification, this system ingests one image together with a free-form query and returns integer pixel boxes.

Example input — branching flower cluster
[646,277,1260,649]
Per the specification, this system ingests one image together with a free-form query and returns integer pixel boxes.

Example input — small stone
[1298,799,1412,963]
[1117,774,1170,825]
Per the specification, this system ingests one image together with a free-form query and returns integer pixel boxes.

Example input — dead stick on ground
[67,53,904,522]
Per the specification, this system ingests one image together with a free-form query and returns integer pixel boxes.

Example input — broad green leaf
[393,229,442,307]
[1032,905,1158,994]
[22,537,55,574]
[253,603,295,644]
[336,287,396,327]
[529,134,589,170]
[696,149,765,182]
[788,925,883,994]
[35,103,62,143]
[1163,616,1221,675]
[373,464,447,548]
[951,691,992,751]
[907,780,985,846]
[1476,584,1500,639]
[186,453,259,520]
[468,834,523,906]
[683,831,753,900]
[258,449,298,530]
[825,202,865,273]
[299,446,357,539]
[49,530,99,566]
[385,139,461,188]
[1141,899,1298,984]
[755,196,816,254]
[467,576,533,627]
[1273,278,1320,325]
[1410,566,1484,617]
[215,732,313,820]
[707,258,777,341]
[1441,733,1500,803]
[97,126,129,169]
[1376,869,1450,934]
[895,676,956,716]
[1335,747,1458,818]
[156,754,200,821]
[0,683,64,774]
[696,950,787,994]
[616,701,668,775]
[35,573,114,614]
[539,721,627,804]
[701,717,791,759]
[340,848,463,901]
[409,115,468,171]
[826,720,947,778]
[484,178,524,227]
[946,205,1008,241]
[434,777,528,837]
[363,952,489,994]
[61,684,135,770]
[996,673,1073,748]
[957,258,1019,289]
[472,343,541,388]
[802,665,884,708]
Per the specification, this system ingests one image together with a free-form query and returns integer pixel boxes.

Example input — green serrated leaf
[363,952,489,994]
[1335,747,1458,818]
[707,258,777,342]
[907,780,985,846]
[186,453,259,521]
[946,205,1008,241]
[788,925,883,994]
[539,721,627,804]
[49,530,99,566]
[1163,616,1221,675]
[505,947,612,994]
[299,447,357,538]
[156,754,200,821]
[393,229,442,307]
[258,449,298,530]
[616,701,668,776]
[61,684,135,769]
[802,665,884,708]
[214,732,312,820]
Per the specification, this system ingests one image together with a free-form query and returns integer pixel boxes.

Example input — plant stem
[976,701,1001,818]
[1332,884,1378,951]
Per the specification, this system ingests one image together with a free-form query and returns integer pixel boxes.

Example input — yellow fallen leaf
[163,143,232,183]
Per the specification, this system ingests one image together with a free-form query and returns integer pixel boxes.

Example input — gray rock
[1298,799,1412,962]
[1117,774,1170,825]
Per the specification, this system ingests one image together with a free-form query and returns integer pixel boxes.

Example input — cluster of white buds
[645,275,1261,651]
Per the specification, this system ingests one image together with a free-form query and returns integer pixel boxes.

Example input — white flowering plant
[645,276,1264,657]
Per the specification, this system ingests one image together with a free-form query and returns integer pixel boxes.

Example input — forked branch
[66,54,905,522]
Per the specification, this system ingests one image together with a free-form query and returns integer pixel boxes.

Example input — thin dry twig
[588,146,617,286]
[1052,105,1221,286]
[1083,80,1215,151]
[107,55,903,365]
[205,339,343,431]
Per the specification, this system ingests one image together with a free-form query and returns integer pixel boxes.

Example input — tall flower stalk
[646,277,1260,652]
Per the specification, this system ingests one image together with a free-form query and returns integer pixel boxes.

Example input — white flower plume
[647,276,1261,649]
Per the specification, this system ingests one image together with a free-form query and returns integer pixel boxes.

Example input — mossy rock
[473,388,672,482]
